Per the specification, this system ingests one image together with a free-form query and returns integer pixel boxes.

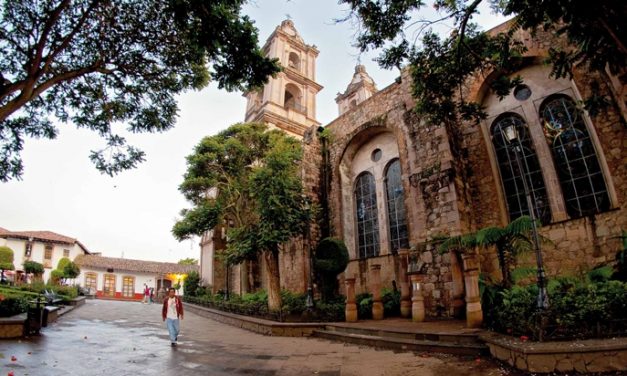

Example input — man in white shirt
[161,287,184,346]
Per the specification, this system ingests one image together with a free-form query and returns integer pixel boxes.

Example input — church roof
[336,65,377,101]
[75,254,198,275]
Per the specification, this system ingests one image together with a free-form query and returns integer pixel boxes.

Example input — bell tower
[244,20,323,138]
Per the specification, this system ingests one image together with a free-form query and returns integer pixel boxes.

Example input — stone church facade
[200,20,626,320]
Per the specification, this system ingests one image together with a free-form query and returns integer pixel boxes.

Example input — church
[198,20,626,323]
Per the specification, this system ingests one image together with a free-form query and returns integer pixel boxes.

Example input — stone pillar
[462,253,483,328]
[370,264,384,320]
[344,277,358,322]
[410,274,425,322]
[450,251,465,318]
[398,249,411,318]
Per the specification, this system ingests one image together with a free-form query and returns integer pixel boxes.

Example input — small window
[371,149,382,162]
[24,242,32,258]
[44,245,53,260]
[63,249,70,257]
[288,52,300,70]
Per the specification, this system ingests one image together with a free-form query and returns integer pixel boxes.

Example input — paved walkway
[1,300,519,376]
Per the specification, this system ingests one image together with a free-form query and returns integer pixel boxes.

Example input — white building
[74,254,198,300]
[0,227,91,282]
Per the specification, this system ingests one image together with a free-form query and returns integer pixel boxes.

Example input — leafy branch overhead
[340,0,626,125]
[0,0,280,181]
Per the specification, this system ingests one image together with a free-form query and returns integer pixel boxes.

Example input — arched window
[288,52,300,70]
[385,159,409,253]
[284,83,303,112]
[540,95,609,217]
[355,172,379,258]
[491,113,552,224]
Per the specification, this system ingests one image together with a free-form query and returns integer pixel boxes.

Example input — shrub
[381,288,401,317]
[0,246,15,277]
[23,260,44,276]
[314,238,349,301]
[183,271,201,297]
[54,285,79,299]
[49,269,64,285]
[356,292,372,319]
[63,261,80,279]
[0,295,29,317]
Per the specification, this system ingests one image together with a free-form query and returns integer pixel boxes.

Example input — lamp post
[502,124,549,310]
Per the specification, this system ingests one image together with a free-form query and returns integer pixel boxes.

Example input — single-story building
[74,254,198,300]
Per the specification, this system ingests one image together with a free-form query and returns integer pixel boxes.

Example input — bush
[314,238,349,301]
[382,288,401,317]
[23,260,44,276]
[0,246,15,274]
[356,292,372,319]
[0,295,29,317]
[183,271,201,297]
[62,261,80,279]
[49,269,64,284]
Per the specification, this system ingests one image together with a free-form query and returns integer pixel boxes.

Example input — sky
[0,0,507,263]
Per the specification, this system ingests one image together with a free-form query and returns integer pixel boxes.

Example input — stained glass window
[355,172,380,258]
[540,95,609,217]
[385,160,409,253]
[491,113,552,224]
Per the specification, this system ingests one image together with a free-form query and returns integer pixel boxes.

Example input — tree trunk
[264,247,282,312]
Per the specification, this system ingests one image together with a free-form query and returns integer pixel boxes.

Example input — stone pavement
[0,300,520,376]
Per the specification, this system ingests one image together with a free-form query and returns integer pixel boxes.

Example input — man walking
[162,287,184,346]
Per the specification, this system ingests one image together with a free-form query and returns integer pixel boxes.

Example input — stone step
[323,324,483,345]
[312,329,488,356]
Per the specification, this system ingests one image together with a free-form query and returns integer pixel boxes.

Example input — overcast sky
[0,1,506,263]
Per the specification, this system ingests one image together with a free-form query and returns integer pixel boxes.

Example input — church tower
[335,65,377,116]
[244,20,323,138]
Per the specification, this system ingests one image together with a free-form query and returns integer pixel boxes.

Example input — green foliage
[23,260,44,275]
[0,246,15,271]
[183,270,201,297]
[586,265,613,283]
[56,257,71,271]
[0,296,29,317]
[381,288,401,317]
[356,292,373,319]
[0,0,280,181]
[314,238,349,301]
[49,269,65,284]
[178,258,198,265]
[62,261,80,279]
[613,230,627,282]
[174,122,312,311]
[340,0,625,134]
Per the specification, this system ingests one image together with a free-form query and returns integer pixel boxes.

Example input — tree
[314,238,349,301]
[178,258,198,265]
[49,269,64,285]
[23,260,44,280]
[0,0,280,181]
[56,257,71,271]
[183,270,200,296]
[0,246,15,282]
[340,0,626,127]
[62,260,80,280]
[173,123,311,311]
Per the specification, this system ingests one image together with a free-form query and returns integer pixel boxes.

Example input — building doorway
[103,274,116,297]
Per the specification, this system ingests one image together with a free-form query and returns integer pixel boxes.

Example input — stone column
[344,277,358,322]
[462,253,483,328]
[370,264,384,320]
[410,274,425,322]
[450,251,465,318]
[398,249,411,318]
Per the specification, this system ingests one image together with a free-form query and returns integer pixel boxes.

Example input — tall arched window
[385,159,409,253]
[540,95,610,217]
[491,113,552,224]
[288,52,300,70]
[284,83,303,112]
[355,172,379,258]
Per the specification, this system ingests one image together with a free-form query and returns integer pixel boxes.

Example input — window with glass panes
[355,172,380,258]
[103,274,116,297]
[491,113,552,224]
[385,159,409,253]
[122,276,135,297]
[540,95,610,217]
[85,272,97,292]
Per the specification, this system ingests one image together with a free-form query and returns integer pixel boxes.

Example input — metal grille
[491,113,552,224]
[385,160,409,253]
[541,95,609,217]
[355,172,380,259]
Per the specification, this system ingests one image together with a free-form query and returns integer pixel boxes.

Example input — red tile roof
[0,228,91,253]
[74,254,198,275]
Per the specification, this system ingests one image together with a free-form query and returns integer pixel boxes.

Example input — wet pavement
[1,299,520,376]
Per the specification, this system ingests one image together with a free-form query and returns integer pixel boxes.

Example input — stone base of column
[345,303,358,322]
[400,300,411,318]
[372,301,384,320]
[466,301,483,328]
[411,296,425,322]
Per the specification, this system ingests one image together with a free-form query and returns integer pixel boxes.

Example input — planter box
[0,313,27,339]
[480,332,627,373]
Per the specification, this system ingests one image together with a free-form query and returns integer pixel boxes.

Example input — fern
[587,265,613,283]
[511,267,537,285]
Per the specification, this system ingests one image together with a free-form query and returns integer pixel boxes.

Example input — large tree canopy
[0,0,279,181]
[340,0,626,125]
[173,123,310,310]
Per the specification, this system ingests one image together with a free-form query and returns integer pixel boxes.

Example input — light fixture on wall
[502,122,549,311]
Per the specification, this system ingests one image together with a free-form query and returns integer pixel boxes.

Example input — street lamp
[502,123,549,310]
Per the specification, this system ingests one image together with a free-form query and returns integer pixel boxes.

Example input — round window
[513,84,532,101]
[371,148,382,162]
